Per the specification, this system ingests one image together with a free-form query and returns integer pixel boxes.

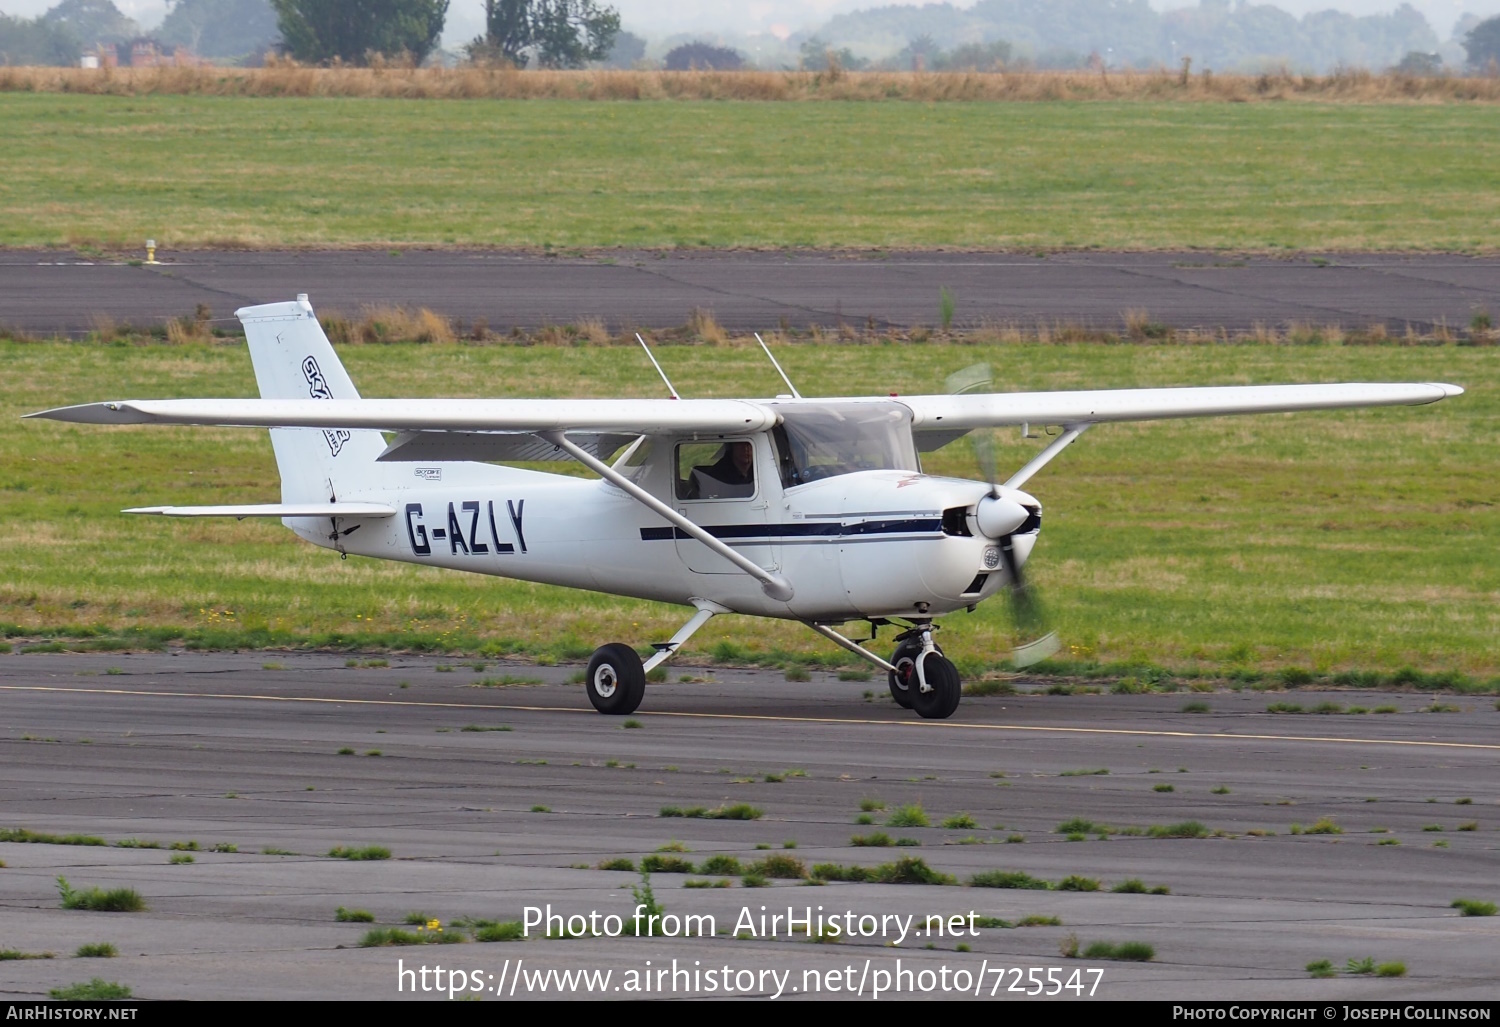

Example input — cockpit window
[677,440,756,500]
[771,403,919,488]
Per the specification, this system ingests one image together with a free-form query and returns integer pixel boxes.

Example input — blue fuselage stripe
[640,518,943,542]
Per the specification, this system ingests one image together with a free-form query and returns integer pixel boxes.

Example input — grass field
[3,338,1493,685]
[1,95,1497,251]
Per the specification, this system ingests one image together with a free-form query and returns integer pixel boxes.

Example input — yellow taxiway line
[3,684,1497,751]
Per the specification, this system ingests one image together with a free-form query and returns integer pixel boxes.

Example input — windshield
[771,403,919,488]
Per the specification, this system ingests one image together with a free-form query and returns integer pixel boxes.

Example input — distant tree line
[0,0,280,64]
[812,0,1495,74]
[4,0,1497,72]
[0,0,630,67]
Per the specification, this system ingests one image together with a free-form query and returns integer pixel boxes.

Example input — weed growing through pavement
[49,980,131,1000]
[748,854,806,879]
[1082,940,1155,961]
[1451,898,1497,916]
[335,907,375,922]
[56,878,145,912]
[0,828,105,846]
[886,804,929,828]
[630,872,664,935]
[659,804,762,820]
[640,855,694,874]
[74,943,116,958]
[328,845,391,860]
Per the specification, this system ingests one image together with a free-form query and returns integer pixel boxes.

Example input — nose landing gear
[889,626,961,720]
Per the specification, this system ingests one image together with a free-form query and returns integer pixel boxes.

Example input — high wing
[31,382,1460,456]
[900,382,1461,430]
[28,398,777,435]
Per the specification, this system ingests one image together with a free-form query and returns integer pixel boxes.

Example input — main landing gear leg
[584,600,726,716]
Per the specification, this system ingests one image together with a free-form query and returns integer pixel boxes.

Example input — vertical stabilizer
[236,294,385,503]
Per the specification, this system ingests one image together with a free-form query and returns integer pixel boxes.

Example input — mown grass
[2,341,1494,678]
[0,94,1498,250]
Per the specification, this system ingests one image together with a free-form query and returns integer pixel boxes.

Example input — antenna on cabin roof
[635,333,680,400]
[755,332,802,399]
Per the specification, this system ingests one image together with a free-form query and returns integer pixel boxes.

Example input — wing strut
[755,333,802,398]
[536,431,794,602]
[635,334,680,400]
[1004,423,1092,490]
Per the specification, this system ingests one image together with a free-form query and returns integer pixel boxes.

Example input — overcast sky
[2,0,1493,46]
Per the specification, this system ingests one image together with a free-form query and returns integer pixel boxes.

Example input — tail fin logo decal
[302,355,351,457]
[302,356,333,399]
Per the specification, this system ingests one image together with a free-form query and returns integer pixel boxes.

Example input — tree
[664,41,742,70]
[798,34,865,71]
[42,0,138,44]
[158,0,279,59]
[1463,16,1500,71]
[0,11,81,64]
[1393,50,1441,75]
[271,0,447,65]
[599,27,643,68]
[473,0,619,69]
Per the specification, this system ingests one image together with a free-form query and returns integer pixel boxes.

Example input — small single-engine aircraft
[30,296,1462,719]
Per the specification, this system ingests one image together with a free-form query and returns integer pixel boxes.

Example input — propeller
[944,364,1060,667]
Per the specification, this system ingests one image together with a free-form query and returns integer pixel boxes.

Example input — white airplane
[30,295,1462,720]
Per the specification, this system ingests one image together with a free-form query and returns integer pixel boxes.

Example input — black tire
[888,637,942,709]
[910,653,962,720]
[585,643,646,715]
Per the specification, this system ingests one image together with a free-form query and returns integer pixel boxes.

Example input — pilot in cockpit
[686,440,755,499]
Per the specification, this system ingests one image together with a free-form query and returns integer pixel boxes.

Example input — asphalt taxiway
[3,249,1497,335]
[2,651,1497,1001]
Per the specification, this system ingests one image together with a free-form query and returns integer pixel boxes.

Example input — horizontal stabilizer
[124,503,396,519]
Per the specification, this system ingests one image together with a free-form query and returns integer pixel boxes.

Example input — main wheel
[585,643,646,715]
[888,637,943,709]
[910,653,961,720]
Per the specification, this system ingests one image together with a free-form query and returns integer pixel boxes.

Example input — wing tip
[25,402,138,424]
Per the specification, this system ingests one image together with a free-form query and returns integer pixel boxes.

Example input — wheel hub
[593,665,618,698]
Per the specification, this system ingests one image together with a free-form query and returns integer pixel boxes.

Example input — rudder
[236,294,386,504]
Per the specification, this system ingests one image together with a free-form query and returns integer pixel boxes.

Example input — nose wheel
[585,643,645,715]
[888,631,961,719]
